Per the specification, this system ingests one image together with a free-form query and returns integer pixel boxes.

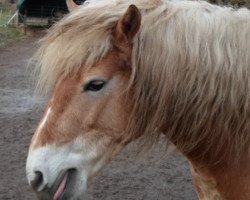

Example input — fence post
[0,10,2,24]
[24,7,27,35]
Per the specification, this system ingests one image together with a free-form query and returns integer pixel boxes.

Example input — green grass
[208,0,250,7]
[227,0,250,7]
[0,3,25,47]
[0,26,25,47]
[0,3,14,24]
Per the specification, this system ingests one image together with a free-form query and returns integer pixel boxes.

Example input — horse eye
[84,80,106,92]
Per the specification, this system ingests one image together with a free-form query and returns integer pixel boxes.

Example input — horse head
[26,2,141,199]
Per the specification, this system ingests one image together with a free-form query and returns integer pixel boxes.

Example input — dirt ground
[0,35,197,200]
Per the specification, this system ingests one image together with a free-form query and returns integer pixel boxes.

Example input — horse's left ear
[66,0,78,12]
[115,5,141,45]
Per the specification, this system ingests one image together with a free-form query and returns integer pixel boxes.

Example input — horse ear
[66,0,78,12]
[116,5,141,44]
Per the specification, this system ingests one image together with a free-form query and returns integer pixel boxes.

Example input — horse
[26,0,250,199]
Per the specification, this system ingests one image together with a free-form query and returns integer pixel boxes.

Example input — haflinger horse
[26,0,250,199]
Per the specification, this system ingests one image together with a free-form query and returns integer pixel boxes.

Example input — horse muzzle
[26,143,90,200]
[26,135,112,199]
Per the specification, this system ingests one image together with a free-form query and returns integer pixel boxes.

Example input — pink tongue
[53,173,68,200]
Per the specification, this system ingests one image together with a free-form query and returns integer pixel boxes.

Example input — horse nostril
[30,171,44,192]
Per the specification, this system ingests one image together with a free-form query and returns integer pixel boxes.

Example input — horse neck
[187,148,250,200]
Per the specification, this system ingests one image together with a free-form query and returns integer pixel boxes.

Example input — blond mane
[35,0,250,163]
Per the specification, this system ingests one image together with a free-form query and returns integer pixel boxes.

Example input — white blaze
[31,107,52,148]
[36,107,52,135]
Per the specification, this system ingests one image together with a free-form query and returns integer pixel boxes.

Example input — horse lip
[53,172,68,200]
[50,169,75,200]
[50,170,67,195]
